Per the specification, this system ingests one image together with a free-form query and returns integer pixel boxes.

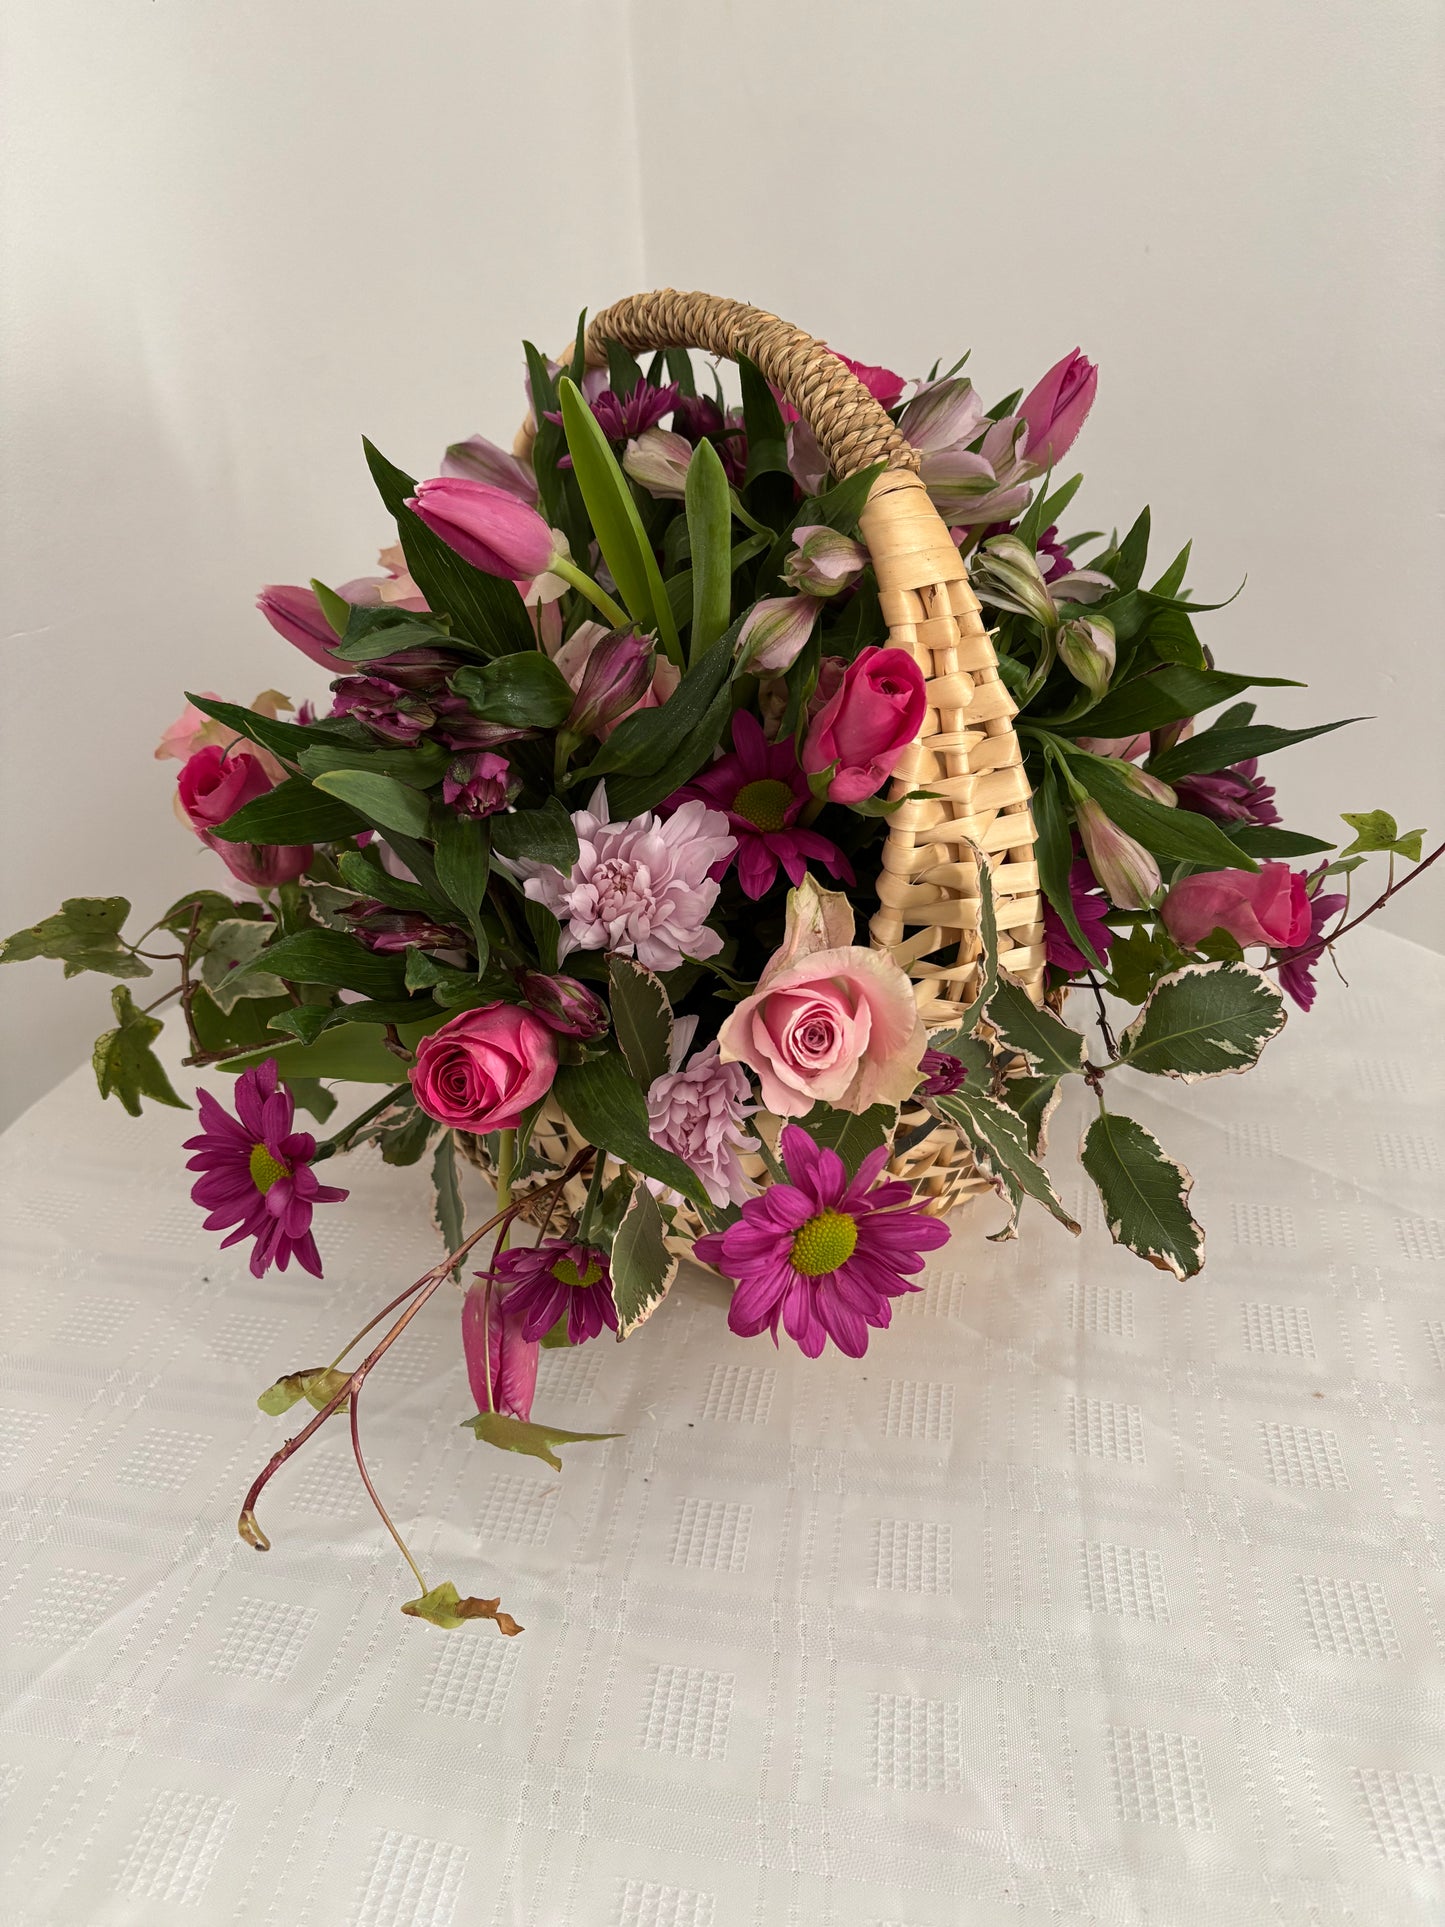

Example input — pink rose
[718,878,926,1117]
[208,840,311,888]
[176,744,274,832]
[409,1003,558,1131]
[1160,864,1312,950]
[801,646,927,804]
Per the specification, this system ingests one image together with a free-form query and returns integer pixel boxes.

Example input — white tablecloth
[1,925,1442,1927]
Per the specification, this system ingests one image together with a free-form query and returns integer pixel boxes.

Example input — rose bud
[409,1003,559,1132]
[442,751,518,820]
[405,477,558,581]
[622,426,693,500]
[564,627,656,739]
[516,969,610,1040]
[1018,347,1098,470]
[1161,864,1312,950]
[1057,616,1117,702]
[782,525,869,598]
[897,377,988,455]
[801,646,928,804]
[208,840,312,889]
[257,584,348,673]
[1075,798,1161,909]
[737,595,822,674]
[441,433,539,505]
[177,744,274,833]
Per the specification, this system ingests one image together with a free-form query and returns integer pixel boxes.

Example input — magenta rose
[176,744,274,831]
[801,646,928,805]
[409,1003,558,1132]
[1161,864,1312,950]
[718,878,926,1117]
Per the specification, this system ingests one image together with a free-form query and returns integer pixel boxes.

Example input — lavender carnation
[513,784,734,972]
[647,1026,759,1209]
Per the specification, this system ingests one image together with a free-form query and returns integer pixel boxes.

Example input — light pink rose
[801,645,928,804]
[409,1003,558,1132]
[718,878,926,1117]
[1161,865,1312,950]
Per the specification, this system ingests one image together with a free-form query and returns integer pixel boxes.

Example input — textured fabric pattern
[0,925,1441,1925]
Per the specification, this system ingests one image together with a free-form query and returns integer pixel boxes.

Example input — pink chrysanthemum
[484,1239,618,1345]
[647,1025,758,1209]
[183,1060,348,1278]
[695,1125,950,1359]
[670,711,854,900]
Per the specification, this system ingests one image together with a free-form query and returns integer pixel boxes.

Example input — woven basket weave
[483,290,1046,1245]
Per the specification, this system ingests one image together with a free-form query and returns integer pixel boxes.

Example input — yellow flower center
[733,777,794,833]
[249,1143,289,1193]
[553,1255,604,1290]
[789,1209,859,1277]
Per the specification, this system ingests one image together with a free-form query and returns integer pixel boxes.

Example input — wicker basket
[482,290,1046,1249]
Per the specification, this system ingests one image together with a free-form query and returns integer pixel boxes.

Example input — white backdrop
[2,0,1442,1126]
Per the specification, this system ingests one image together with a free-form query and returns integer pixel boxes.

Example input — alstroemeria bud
[442,751,519,820]
[971,533,1059,629]
[441,434,539,506]
[406,477,558,581]
[1075,798,1161,909]
[897,377,987,455]
[257,584,348,672]
[516,969,610,1040]
[783,525,868,598]
[1105,758,1177,808]
[343,899,466,954]
[1019,348,1098,470]
[622,427,693,500]
[1151,717,1195,756]
[565,628,656,738]
[738,595,822,673]
[1057,616,1116,702]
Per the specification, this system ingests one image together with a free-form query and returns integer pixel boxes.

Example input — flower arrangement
[6,301,1435,1635]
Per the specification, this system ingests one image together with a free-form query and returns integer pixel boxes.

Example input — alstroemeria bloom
[925,417,1032,527]
[783,525,868,598]
[1161,864,1312,950]
[898,377,989,456]
[552,623,680,740]
[622,427,693,499]
[737,595,822,674]
[442,433,539,504]
[1075,798,1160,910]
[718,878,927,1116]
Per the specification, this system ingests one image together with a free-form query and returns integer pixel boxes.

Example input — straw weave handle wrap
[581,290,1048,1024]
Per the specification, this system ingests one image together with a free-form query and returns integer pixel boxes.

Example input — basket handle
[564,290,921,482]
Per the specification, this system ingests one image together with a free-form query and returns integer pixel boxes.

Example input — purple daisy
[670,711,854,900]
[1042,857,1115,975]
[695,1125,951,1359]
[484,1239,618,1345]
[546,380,680,447]
[183,1060,348,1278]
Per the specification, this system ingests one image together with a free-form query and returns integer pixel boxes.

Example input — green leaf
[462,1410,620,1473]
[590,1166,636,1250]
[737,355,789,482]
[1150,540,1193,599]
[986,978,1087,1076]
[683,436,733,660]
[0,896,150,980]
[1338,810,1425,862]
[336,850,438,913]
[1226,824,1336,859]
[212,776,363,845]
[490,797,580,870]
[431,1132,466,1276]
[92,986,188,1117]
[1147,717,1361,783]
[607,955,673,1088]
[240,929,407,999]
[1080,1110,1203,1277]
[1110,506,1151,593]
[955,839,1000,1031]
[200,919,286,1012]
[193,987,294,1054]
[1118,961,1287,1080]
[399,1580,522,1635]
[159,889,265,947]
[431,808,491,967]
[1104,925,1186,1005]
[932,1088,1079,1238]
[283,1076,337,1124]
[552,1054,711,1211]
[803,1103,896,1176]
[1032,772,1101,970]
[256,1366,351,1417]
[267,1003,338,1047]
[310,770,432,839]
[310,577,352,635]
[183,692,323,765]
[664,346,696,396]
[999,1074,1063,1154]
[1063,666,1300,738]
[557,378,680,663]
[1069,752,1259,871]
[363,439,533,656]
[1016,471,1083,553]
[610,1183,678,1337]
[449,654,574,729]
[1144,606,1207,669]
[297,740,449,785]
[219,1015,446,1083]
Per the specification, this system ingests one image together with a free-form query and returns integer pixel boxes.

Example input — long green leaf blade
[684,437,732,660]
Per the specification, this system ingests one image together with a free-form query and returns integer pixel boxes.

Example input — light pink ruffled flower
[647,1018,758,1209]
[514,784,734,972]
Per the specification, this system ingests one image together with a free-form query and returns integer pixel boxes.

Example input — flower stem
[549,554,630,631]
[578,1148,608,1243]
[313,1084,410,1162]
[1315,838,1442,950]
[493,1129,516,1256]
[728,491,771,539]
[349,1379,428,1595]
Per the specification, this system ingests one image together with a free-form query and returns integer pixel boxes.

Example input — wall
[3,0,1441,1126]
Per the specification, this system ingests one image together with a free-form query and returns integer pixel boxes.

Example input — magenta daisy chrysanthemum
[183,1059,348,1278]
[670,711,854,900]
[695,1124,950,1359]
[484,1239,618,1345]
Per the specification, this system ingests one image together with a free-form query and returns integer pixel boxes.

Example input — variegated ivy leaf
[607,955,674,1089]
[201,919,286,1013]
[256,1367,351,1416]
[400,1581,522,1636]
[932,1088,1080,1239]
[1118,961,1285,1081]
[1080,1110,1204,1278]
[1337,810,1425,862]
[609,1183,678,1338]
[985,978,1088,1078]
[0,895,150,980]
[462,1410,620,1472]
[804,1103,896,1177]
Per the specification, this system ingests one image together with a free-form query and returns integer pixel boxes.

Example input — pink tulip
[462,1280,538,1422]
[1018,349,1098,470]
[441,433,539,505]
[802,646,927,804]
[257,584,349,673]
[406,477,557,581]
[409,1003,558,1132]
[1161,864,1312,950]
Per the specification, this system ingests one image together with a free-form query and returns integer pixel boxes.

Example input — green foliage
[1063,666,1300,739]
[610,1183,678,1337]
[462,1410,620,1473]
[183,692,321,764]
[92,986,188,1117]
[579,631,738,818]
[159,889,265,947]
[221,1015,446,1084]
[1080,1110,1204,1278]
[803,1103,895,1176]
[239,929,407,999]
[399,1581,522,1635]
[199,918,285,1012]
[1118,961,1287,1080]
[1067,749,1258,871]
[932,1087,1080,1239]
[552,1054,711,1210]
[607,955,673,1088]
[998,1074,1062,1154]
[212,776,363,845]
[311,770,432,839]
[298,740,448,786]
[1338,810,1425,862]
[489,798,580,870]
[1032,772,1101,969]
[737,355,788,483]
[449,654,574,728]
[430,1132,465,1275]
[1227,824,1336,859]
[1147,716,1359,783]
[986,979,1087,1076]
[336,849,437,913]
[0,896,149,980]
[1104,925,1185,1005]
[684,436,733,659]
[431,809,491,965]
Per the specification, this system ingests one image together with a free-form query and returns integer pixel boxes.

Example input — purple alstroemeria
[341,900,466,955]
[1174,759,1280,828]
